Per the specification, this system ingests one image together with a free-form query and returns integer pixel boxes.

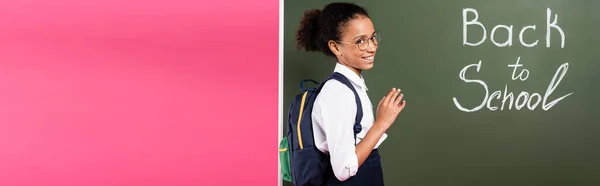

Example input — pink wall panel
[0,0,278,185]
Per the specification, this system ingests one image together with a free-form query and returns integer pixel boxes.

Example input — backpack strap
[314,72,363,146]
[329,72,363,146]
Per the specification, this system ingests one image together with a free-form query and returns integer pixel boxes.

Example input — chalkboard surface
[283,0,600,185]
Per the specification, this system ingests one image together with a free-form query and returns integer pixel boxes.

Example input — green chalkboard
[283,0,600,185]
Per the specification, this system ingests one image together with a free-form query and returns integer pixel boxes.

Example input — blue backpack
[279,72,363,185]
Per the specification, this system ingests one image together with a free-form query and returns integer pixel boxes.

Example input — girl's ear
[328,40,342,56]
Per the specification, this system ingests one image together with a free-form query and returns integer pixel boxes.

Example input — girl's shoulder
[315,79,356,103]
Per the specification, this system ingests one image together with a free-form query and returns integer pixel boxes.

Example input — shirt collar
[333,63,368,91]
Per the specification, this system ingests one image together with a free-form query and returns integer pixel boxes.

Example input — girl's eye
[355,39,365,44]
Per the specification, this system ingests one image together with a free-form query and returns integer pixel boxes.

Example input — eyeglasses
[335,31,381,51]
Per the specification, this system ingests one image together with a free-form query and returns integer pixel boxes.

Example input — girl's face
[330,16,379,75]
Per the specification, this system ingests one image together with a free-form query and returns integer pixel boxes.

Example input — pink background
[0,0,278,186]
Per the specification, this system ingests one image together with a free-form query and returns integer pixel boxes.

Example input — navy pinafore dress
[324,149,384,186]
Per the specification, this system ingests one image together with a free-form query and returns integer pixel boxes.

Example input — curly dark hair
[296,2,369,58]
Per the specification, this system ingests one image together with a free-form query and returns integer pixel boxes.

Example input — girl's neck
[338,62,362,76]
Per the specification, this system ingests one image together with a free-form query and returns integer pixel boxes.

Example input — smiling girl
[295,2,407,185]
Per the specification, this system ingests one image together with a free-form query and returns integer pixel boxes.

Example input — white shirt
[311,63,388,181]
